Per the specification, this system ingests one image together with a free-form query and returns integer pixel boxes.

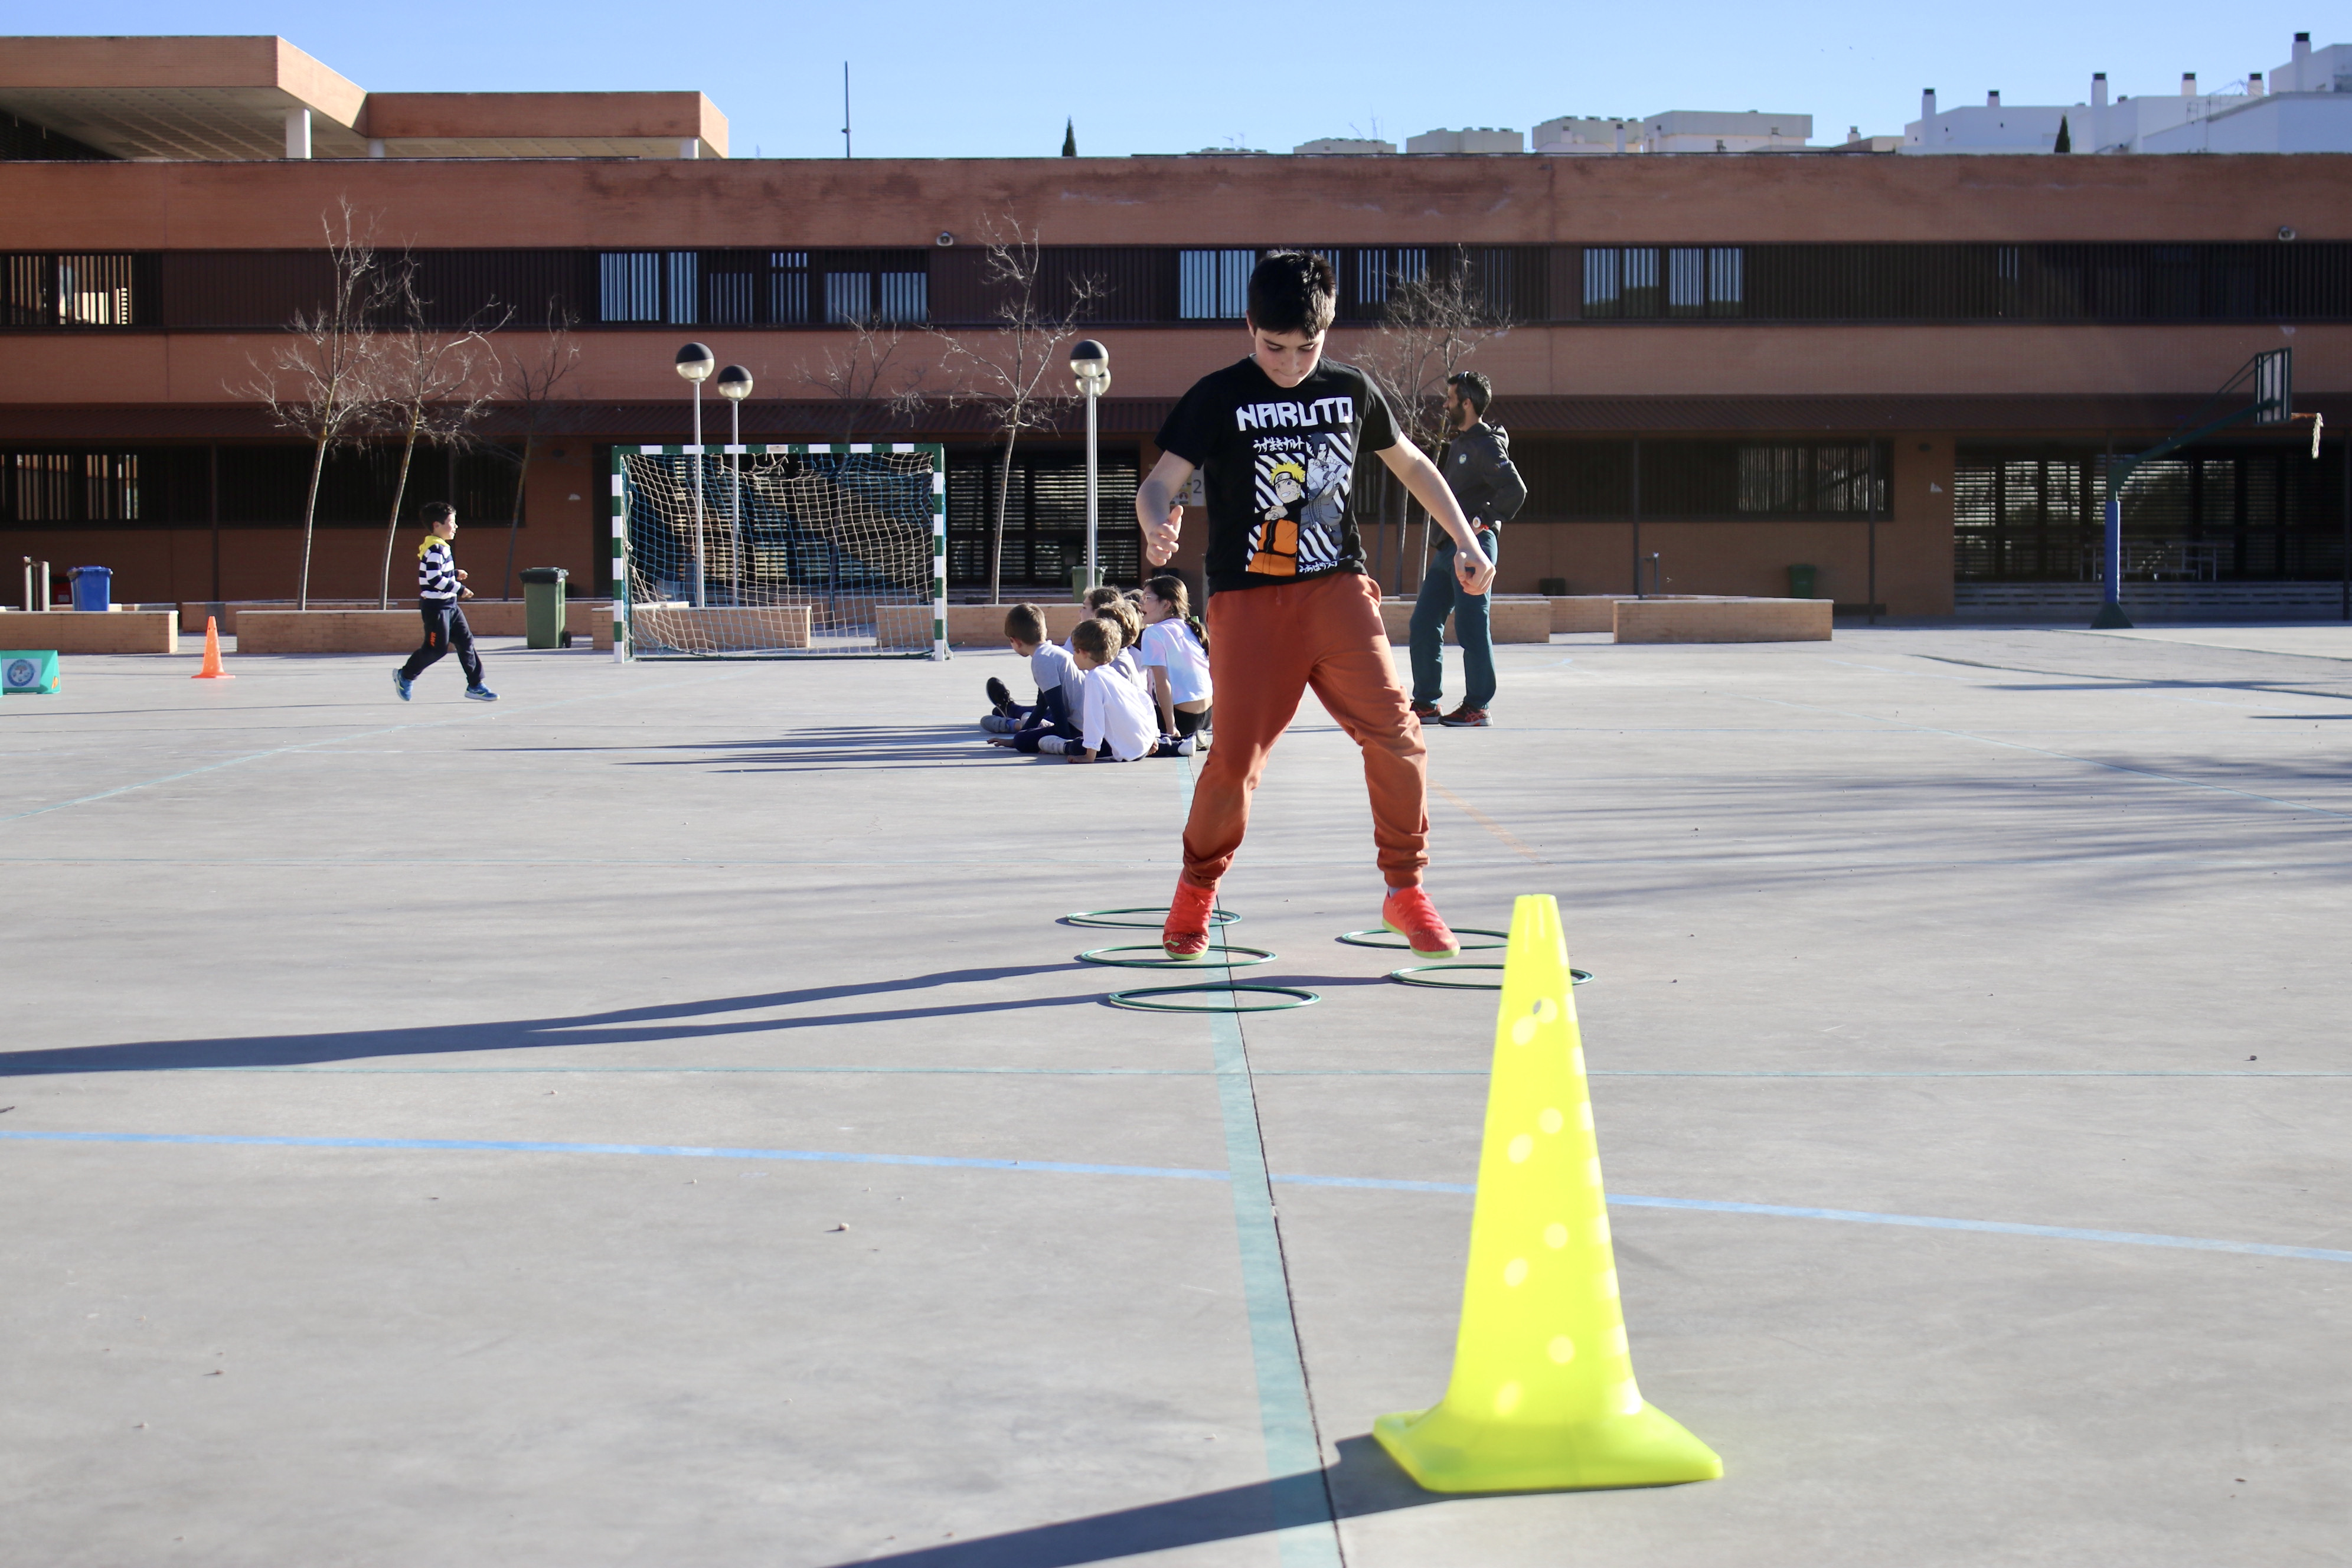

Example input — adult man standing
[1409,370,1526,728]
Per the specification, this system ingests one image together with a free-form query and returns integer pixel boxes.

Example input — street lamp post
[675,342,715,607]
[717,364,753,604]
[1070,339,1109,596]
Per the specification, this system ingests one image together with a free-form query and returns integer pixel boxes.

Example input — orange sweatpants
[1181,571,1429,890]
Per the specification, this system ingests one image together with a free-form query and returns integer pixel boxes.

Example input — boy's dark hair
[1096,597,1141,651]
[1070,618,1113,659]
[420,501,456,525]
[1247,251,1337,338]
[1447,371,1493,417]
[1004,603,1046,643]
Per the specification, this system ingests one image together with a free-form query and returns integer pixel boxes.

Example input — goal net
[612,443,945,658]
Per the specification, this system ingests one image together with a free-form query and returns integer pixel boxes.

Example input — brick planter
[0,610,179,654]
[1613,597,1833,643]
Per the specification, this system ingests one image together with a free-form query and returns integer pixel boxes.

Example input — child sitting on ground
[1093,594,1150,691]
[1138,573,1213,746]
[981,602,1080,735]
[992,618,1191,760]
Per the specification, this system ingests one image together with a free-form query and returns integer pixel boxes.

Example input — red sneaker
[1162,879,1219,960]
[1381,885,1460,959]
[1438,705,1489,727]
[1410,701,1442,721]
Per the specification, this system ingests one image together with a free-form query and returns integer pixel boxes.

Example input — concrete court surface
[3,625,2348,1568]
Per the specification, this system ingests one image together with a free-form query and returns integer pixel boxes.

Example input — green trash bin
[1786,564,1818,600]
[521,567,568,648]
[1069,563,1103,603]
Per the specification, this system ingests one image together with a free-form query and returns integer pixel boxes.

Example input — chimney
[2092,73,2109,108]
[1612,120,1625,153]
[2181,73,2198,97]
[2292,32,2311,92]
[283,107,312,160]
[1987,90,2001,109]
[1922,87,1937,119]
[2249,72,2265,97]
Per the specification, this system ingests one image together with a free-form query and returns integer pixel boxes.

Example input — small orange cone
[192,616,234,680]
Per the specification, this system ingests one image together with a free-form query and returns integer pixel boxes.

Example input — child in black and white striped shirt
[393,502,496,702]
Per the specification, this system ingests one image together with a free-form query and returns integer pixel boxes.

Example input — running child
[1136,251,1494,958]
[393,502,496,702]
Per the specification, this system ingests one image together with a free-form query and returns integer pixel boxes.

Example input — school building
[2,35,2348,617]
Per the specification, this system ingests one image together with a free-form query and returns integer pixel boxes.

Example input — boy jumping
[1139,251,1494,960]
[393,502,496,703]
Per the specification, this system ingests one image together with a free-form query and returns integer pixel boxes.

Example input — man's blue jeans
[1408,529,1498,711]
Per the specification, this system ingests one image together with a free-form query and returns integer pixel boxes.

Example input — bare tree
[1351,255,1508,580]
[796,315,930,446]
[370,258,508,608]
[490,299,583,600]
[930,218,1101,603]
[233,201,388,609]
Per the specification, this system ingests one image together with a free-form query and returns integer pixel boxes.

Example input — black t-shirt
[1155,357,1399,594]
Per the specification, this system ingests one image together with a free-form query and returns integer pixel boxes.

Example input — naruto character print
[1244,399,1357,577]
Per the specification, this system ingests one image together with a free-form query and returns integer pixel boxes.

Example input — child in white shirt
[1138,573,1213,744]
[1054,618,1192,762]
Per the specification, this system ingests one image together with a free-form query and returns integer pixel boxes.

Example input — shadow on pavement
[0,965,1089,1077]
[814,1436,1471,1567]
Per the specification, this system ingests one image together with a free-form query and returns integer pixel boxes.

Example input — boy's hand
[1144,501,1181,567]
[455,569,468,580]
[1068,749,1095,763]
[1454,540,1497,596]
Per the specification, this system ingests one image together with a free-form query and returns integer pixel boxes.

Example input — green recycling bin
[1786,564,1818,599]
[521,567,568,648]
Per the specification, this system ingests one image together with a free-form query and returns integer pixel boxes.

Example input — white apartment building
[1902,31,2350,153]
[1531,110,1811,154]
[1404,126,1525,153]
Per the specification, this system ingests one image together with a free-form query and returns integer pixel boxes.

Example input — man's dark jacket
[1437,421,1528,539]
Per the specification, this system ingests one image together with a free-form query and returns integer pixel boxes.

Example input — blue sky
[1,2,2330,158]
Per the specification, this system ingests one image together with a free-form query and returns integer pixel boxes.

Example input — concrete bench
[0,609,178,654]
[631,605,814,652]
[1613,597,1833,643]
[946,602,1093,649]
[1378,595,1551,645]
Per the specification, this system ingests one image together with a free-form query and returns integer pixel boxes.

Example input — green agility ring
[1389,964,1594,991]
[1336,927,1509,952]
[1077,943,1276,970]
[1066,906,1240,930]
[1105,983,1321,1014]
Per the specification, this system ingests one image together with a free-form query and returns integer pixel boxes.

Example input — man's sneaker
[1411,701,1442,721]
[1438,705,1490,727]
[1162,879,1219,961]
[981,713,1015,733]
[985,675,1016,716]
[1381,885,1461,959]
[464,685,498,702]
[392,671,412,702]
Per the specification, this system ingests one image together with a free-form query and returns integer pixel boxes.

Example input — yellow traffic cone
[1374,894,1721,1492]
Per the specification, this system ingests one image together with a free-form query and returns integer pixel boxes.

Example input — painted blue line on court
[0,1129,1224,1184]
[7,1128,2347,1266]
[1599,1193,2352,1264]
[0,669,750,827]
